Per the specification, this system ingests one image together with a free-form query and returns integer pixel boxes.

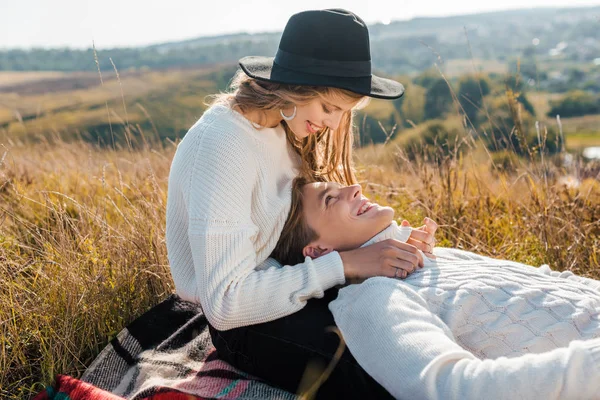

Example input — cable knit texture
[330,223,600,399]
[166,102,345,331]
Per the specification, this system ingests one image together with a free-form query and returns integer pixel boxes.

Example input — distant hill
[1,6,598,78]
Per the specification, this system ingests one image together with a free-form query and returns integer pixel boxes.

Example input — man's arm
[329,277,600,400]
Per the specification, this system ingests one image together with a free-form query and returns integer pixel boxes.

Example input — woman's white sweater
[330,222,600,399]
[166,101,345,331]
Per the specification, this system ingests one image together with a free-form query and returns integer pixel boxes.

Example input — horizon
[1,0,599,51]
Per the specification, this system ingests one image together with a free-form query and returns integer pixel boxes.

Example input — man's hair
[270,176,321,266]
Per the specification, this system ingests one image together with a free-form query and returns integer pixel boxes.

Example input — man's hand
[401,217,438,260]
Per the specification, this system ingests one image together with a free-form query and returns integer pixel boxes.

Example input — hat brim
[238,56,404,100]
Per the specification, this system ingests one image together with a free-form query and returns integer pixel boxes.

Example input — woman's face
[284,95,360,139]
[301,182,395,253]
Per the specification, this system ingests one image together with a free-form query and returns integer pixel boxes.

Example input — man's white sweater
[166,101,345,331]
[330,222,600,399]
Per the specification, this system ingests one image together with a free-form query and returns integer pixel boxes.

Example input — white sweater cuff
[311,251,346,289]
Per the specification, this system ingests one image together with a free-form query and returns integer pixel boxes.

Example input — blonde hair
[206,69,371,185]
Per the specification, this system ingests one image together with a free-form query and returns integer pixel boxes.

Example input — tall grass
[0,137,175,397]
[1,125,598,398]
[0,78,599,399]
[356,144,599,273]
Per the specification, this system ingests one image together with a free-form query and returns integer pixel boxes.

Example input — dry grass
[0,130,598,397]
[0,72,69,87]
[0,63,599,398]
[0,67,220,141]
[356,144,600,271]
[528,91,562,118]
[0,138,175,398]
[531,94,600,149]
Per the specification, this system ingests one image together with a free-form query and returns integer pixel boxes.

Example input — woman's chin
[288,123,310,139]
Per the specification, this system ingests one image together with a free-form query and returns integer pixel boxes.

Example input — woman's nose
[325,114,343,131]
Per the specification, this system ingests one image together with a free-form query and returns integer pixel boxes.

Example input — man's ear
[302,243,334,259]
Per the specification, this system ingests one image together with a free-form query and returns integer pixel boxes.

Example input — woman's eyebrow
[323,100,342,111]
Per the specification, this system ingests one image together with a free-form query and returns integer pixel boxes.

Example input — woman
[270,177,600,400]
[165,8,437,399]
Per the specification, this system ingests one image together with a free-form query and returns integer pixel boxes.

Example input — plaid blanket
[35,294,298,400]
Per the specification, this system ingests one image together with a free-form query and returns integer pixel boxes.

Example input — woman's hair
[206,69,371,185]
[269,176,320,266]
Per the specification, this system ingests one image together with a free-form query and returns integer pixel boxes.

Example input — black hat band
[274,48,372,78]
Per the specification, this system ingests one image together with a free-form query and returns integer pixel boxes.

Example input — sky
[1,0,599,50]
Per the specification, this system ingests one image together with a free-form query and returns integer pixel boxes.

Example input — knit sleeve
[186,128,345,331]
[329,277,600,400]
[538,264,600,292]
[359,221,412,248]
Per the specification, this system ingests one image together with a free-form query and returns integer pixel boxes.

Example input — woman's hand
[402,217,438,259]
[339,239,423,281]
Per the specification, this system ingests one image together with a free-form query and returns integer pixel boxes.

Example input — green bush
[477,91,562,157]
[458,75,491,125]
[490,150,520,175]
[403,121,466,161]
[547,90,600,118]
[424,79,454,120]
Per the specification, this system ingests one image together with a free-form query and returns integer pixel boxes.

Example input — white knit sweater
[165,101,346,331]
[330,222,600,399]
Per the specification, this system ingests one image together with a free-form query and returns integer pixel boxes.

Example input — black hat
[238,8,404,100]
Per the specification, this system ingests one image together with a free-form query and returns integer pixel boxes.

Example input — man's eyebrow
[317,186,331,205]
[317,182,343,205]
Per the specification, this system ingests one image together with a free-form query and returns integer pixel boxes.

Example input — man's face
[301,182,395,254]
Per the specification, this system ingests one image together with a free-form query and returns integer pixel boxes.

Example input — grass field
[2,68,599,150]
[0,67,224,145]
[442,58,507,77]
[0,67,599,398]
[1,132,599,398]
[0,71,70,87]
[529,93,600,150]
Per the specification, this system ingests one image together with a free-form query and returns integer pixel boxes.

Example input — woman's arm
[329,277,600,400]
[172,126,345,331]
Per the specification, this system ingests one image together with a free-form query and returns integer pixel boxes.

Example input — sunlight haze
[1,0,599,49]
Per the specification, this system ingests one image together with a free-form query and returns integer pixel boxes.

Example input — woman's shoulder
[183,101,260,149]
[194,101,252,133]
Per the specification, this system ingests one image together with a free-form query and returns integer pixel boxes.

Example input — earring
[280,105,297,121]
